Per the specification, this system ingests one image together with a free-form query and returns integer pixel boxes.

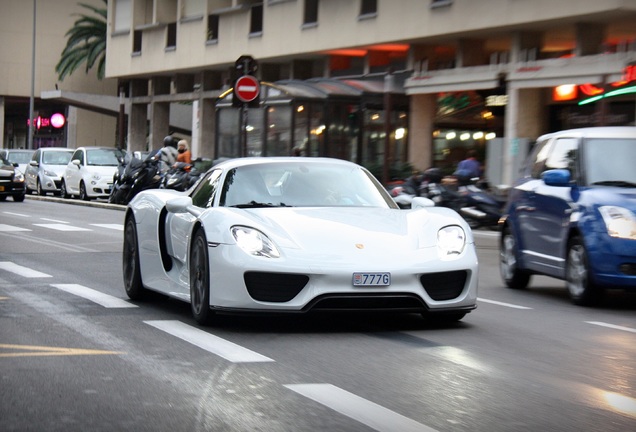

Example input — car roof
[537,126,636,141]
[40,147,73,151]
[212,156,361,171]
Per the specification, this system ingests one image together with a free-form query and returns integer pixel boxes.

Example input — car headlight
[43,169,56,177]
[437,225,466,257]
[231,226,280,258]
[14,172,24,182]
[599,206,636,240]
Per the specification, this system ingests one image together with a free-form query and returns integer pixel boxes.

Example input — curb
[25,194,127,211]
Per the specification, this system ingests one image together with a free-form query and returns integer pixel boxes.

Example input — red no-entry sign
[234,75,260,103]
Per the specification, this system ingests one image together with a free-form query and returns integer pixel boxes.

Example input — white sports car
[123,157,478,325]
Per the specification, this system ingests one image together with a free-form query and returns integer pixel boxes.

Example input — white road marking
[90,223,124,231]
[0,261,51,278]
[33,223,92,232]
[0,224,31,232]
[586,321,636,334]
[477,297,532,309]
[285,383,439,432]
[2,211,30,217]
[144,320,274,363]
[50,284,138,308]
[39,218,69,223]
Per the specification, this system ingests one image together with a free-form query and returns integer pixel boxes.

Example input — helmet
[163,136,177,148]
[423,167,443,183]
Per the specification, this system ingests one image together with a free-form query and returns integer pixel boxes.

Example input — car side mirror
[72,159,81,167]
[542,169,571,187]
[166,196,194,214]
[411,197,436,209]
[29,160,39,167]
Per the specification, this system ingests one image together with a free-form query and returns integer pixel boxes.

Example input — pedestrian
[159,136,178,170]
[454,149,482,180]
[177,139,192,164]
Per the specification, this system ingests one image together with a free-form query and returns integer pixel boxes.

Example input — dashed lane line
[586,321,636,334]
[477,297,533,309]
[145,320,274,363]
[285,383,439,432]
[90,223,124,231]
[50,284,138,308]
[0,224,31,232]
[33,223,92,232]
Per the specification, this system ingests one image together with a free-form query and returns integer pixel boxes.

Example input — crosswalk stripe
[39,218,69,223]
[144,320,274,363]
[90,223,124,231]
[0,224,31,232]
[0,261,51,278]
[33,223,92,232]
[285,384,439,432]
[50,284,138,308]
[2,211,30,217]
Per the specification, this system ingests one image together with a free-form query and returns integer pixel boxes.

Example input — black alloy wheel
[123,215,146,300]
[190,228,215,325]
[500,226,531,289]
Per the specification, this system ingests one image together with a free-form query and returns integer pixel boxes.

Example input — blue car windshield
[220,162,398,208]
[584,138,636,186]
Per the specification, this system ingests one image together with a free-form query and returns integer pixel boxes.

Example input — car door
[65,149,84,193]
[524,137,579,274]
[25,149,40,190]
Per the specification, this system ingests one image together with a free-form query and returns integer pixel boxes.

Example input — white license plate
[352,272,391,287]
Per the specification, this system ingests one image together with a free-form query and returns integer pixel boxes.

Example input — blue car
[499,126,636,305]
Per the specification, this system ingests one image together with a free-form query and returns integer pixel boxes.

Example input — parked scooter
[109,150,163,205]
[160,161,202,191]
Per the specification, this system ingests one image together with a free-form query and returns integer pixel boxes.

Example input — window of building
[359,0,377,17]
[207,14,220,42]
[133,30,142,54]
[303,0,318,26]
[114,0,132,33]
[166,23,177,49]
[250,4,263,35]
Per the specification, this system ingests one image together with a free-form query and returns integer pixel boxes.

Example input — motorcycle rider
[160,136,179,170]
[176,139,192,164]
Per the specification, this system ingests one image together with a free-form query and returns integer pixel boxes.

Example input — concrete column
[66,106,78,149]
[575,23,606,56]
[408,93,436,171]
[199,98,216,160]
[150,102,170,150]
[128,104,147,154]
[0,97,4,148]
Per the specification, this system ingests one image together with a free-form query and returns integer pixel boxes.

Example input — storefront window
[265,106,291,156]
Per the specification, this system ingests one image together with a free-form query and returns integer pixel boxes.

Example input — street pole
[383,70,395,185]
[28,0,37,150]
[118,86,125,150]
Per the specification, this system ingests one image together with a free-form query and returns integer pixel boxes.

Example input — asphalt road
[1,196,635,432]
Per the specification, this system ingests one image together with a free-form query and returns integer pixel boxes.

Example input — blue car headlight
[437,225,466,257]
[231,226,280,258]
[599,206,636,240]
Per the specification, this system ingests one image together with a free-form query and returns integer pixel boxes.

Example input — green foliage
[365,162,415,184]
[56,0,107,81]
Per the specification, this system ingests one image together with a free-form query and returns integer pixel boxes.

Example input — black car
[0,153,26,202]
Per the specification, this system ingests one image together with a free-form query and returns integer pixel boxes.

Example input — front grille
[244,272,309,302]
[304,293,427,312]
[420,271,468,301]
[619,263,636,276]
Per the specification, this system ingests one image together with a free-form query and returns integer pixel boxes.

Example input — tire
[566,236,602,306]
[13,193,25,202]
[500,226,531,289]
[60,180,70,199]
[79,181,89,201]
[37,179,45,196]
[190,228,215,326]
[123,215,146,300]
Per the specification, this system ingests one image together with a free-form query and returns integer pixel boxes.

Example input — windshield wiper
[591,180,636,188]
[232,201,292,208]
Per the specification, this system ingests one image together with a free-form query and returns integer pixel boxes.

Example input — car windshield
[42,151,73,165]
[219,161,397,208]
[6,151,33,164]
[584,138,636,186]
[86,149,123,166]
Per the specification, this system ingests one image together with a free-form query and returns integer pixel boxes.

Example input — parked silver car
[0,149,34,175]
[24,147,74,196]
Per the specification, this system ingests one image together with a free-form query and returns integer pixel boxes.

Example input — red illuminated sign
[26,113,66,129]
[553,65,636,102]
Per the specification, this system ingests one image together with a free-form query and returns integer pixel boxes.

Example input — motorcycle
[160,161,202,191]
[109,151,163,205]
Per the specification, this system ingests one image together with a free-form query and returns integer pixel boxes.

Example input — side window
[32,150,40,162]
[529,139,552,179]
[71,150,82,164]
[544,137,579,181]
[191,169,222,208]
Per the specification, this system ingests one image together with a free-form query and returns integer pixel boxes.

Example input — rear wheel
[123,215,146,300]
[190,228,215,326]
[566,236,602,306]
[500,226,531,289]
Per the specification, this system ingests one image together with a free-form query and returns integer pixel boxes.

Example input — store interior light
[460,132,470,141]
[395,127,405,140]
[446,131,456,140]
[473,131,484,140]
[485,132,497,140]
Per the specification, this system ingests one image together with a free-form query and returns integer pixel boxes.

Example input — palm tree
[56,0,107,81]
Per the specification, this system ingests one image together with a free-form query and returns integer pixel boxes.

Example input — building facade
[0,0,118,151]
[106,0,636,184]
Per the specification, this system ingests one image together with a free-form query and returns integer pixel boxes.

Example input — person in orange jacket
[176,139,192,164]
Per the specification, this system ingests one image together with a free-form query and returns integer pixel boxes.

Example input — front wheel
[123,216,146,300]
[60,180,70,199]
[566,236,602,306]
[190,228,215,326]
[79,181,89,201]
[37,179,45,196]
[500,226,531,289]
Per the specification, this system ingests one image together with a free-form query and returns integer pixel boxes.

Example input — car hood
[583,187,636,211]
[0,165,16,178]
[42,164,68,176]
[80,166,118,176]
[202,206,469,253]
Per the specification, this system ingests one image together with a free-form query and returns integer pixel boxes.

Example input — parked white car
[61,146,125,200]
[0,149,34,175]
[24,147,74,196]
